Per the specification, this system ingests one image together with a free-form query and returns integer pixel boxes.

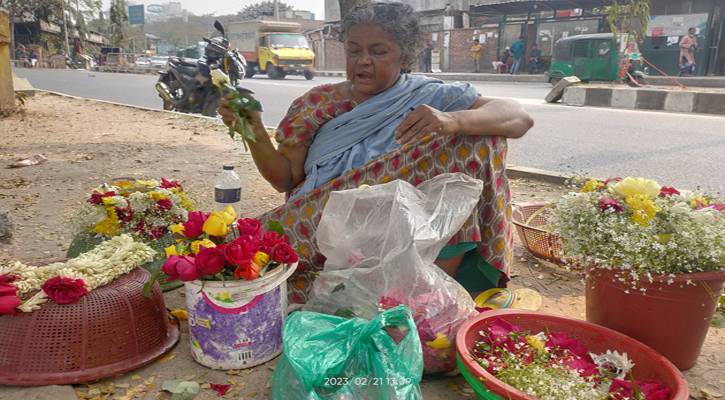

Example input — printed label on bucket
[235,338,252,347]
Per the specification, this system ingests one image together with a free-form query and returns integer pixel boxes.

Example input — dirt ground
[0,93,723,399]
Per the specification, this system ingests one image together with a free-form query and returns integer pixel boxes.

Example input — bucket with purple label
[184,262,297,369]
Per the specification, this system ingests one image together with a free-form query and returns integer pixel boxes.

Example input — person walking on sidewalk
[424,41,434,73]
[471,39,482,72]
[678,27,697,76]
[509,36,525,74]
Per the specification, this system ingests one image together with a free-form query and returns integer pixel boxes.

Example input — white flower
[669,202,691,215]
[210,69,230,87]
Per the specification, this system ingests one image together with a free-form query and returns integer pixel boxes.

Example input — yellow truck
[228,20,315,80]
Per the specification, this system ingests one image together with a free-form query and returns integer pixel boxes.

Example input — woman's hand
[217,94,265,134]
[394,104,457,145]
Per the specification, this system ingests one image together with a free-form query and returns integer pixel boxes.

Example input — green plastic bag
[270,305,423,400]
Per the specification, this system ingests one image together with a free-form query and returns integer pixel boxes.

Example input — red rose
[234,260,260,280]
[236,218,263,238]
[659,187,680,197]
[262,231,287,248]
[195,245,226,275]
[233,234,260,254]
[180,211,209,239]
[0,282,17,297]
[161,255,202,282]
[160,178,183,190]
[224,241,254,266]
[41,276,88,304]
[0,273,18,283]
[270,243,298,264]
[0,295,21,316]
[599,197,623,212]
[157,198,172,210]
[87,190,116,205]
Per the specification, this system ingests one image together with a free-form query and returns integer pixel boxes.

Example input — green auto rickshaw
[547,33,645,85]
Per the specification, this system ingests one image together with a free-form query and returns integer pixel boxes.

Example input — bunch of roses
[73,178,194,242]
[472,317,671,400]
[160,206,298,283]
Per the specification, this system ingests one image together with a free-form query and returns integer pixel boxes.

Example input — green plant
[606,0,650,83]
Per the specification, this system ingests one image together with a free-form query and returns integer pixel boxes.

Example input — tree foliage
[606,0,650,83]
[236,1,293,21]
[109,0,129,48]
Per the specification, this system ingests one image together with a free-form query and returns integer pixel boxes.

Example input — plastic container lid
[223,165,235,170]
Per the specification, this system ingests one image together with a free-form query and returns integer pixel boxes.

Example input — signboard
[128,5,145,25]
[646,13,708,37]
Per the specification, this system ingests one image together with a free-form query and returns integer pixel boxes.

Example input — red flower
[224,241,255,266]
[603,177,622,186]
[161,255,202,282]
[234,260,260,280]
[659,187,680,197]
[195,245,226,276]
[599,197,624,212]
[0,272,18,284]
[180,211,208,239]
[0,295,21,316]
[160,178,183,190]
[157,198,172,210]
[0,282,17,297]
[609,379,671,400]
[236,218,263,238]
[270,243,298,264]
[87,190,116,205]
[545,331,590,358]
[233,234,260,254]
[209,383,231,396]
[262,231,287,248]
[42,276,88,304]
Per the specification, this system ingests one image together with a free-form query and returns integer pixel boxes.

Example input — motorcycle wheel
[164,80,183,111]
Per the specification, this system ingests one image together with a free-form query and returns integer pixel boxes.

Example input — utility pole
[62,0,71,54]
[274,0,279,21]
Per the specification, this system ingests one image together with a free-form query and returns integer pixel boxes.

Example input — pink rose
[270,243,298,264]
[224,241,254,266]
[195,245,227,276]
[161,255,202,282]
[41,276,88,304]
[599,197,623,212]
[237,218,263,238]
[0,295,21,316]
[180,211,209,239]
[659,187,680,197]
[0,282,17,297]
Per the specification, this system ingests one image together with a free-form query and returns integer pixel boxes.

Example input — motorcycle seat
[171,57,198,67]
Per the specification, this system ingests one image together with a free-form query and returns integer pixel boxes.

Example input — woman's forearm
[451,98,534,139]
[246,125,305,193]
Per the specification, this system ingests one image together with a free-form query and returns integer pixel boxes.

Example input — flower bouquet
[144,205,298,291]
[68,178,195,290]
[549,176,725,286]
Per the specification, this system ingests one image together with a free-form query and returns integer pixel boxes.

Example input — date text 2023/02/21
[323,377,414,387]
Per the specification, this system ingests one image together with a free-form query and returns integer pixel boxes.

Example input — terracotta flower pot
[586,267,725,371]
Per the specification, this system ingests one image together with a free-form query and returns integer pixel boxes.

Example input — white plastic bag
[304,173,482,373]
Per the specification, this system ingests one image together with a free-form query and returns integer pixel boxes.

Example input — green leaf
[331,283,345,294]
[143,271,165,299]
[171,381,200,400]
[268,221,284,237]
[161,380,182,392]
[334,308,356,319]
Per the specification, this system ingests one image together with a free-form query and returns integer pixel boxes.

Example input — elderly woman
[219,2,533,303]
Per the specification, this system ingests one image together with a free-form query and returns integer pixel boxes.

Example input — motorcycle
[155,20,248,116]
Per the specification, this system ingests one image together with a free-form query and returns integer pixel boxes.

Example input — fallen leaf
[247,392,257,398]
[200,383,211,389]
[702,389,723,398]
[88,388,101,396]
[115,383,130,389]
[100,394,111,400]
[243,369,253,374]
[134,392,146,398]
[266,381,270,388]
[228,378,237,385]
[157,353,177,363]
[226,370,241,375]
[236,382,245,390]
[77,391,87,398]
[182,375,196,381]
[267,366,275,371]
[131,375,142,380]
[450,382,458,391]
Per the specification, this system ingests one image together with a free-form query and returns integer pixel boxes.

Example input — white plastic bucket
[184,262,297,369]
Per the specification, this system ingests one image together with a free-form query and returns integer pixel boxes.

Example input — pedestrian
[492,47,510,72]
[471,39,482,73]
[28,49,39,68]
[509,36,525,74]
[528,43,544,74]
[678,27,697,77]
[424,41,434,73]
[15,43,25,60]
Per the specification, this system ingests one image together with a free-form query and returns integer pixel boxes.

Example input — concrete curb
[642,75,725,88]
[12,75,36,97]
[561,85,725,115]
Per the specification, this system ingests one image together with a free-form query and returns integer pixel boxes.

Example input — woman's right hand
[217,94,265,134]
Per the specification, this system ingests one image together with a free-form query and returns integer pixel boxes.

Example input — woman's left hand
[394,104,457,145]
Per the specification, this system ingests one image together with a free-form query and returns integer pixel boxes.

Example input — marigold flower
[581,179,604,193]
[626,194,659,225]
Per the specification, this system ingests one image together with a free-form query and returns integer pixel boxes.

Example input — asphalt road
[14,67,725,193]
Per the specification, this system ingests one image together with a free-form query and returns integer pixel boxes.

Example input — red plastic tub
[456,309,689,400]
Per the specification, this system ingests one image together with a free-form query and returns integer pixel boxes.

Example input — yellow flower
[113,181,134,189]
[690,196,708,208]
[136,180,156,187]
[253,251,270,267]
[581,179,604,193]
[165,245,180,257]
[610,177,661,199]
[149,191,169,200]
[191,239,216,254]
[220,205,237,225]
[178,192,194,212]
[525,335,545,349]
[654,234,671,243]
[425,333,451,349]
[203,212,230,236]
[626,194,660,225]
[101,197,116,206]
[93,208,120,236]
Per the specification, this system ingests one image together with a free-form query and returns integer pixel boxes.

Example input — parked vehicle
[228,20,315,80]
[135,56,151,67]
[150,55,170,69]
[547,33,646,85]
[155,20,248,116]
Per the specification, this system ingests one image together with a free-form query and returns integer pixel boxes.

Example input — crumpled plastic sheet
[304,173,482,373]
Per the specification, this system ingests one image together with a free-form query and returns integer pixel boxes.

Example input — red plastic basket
[456,309,689,400]
[0,267,180,385]
[512,202,565,263]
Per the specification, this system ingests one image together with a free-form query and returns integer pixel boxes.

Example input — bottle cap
[223,165,234,170]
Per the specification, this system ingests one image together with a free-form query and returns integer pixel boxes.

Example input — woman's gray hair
[339,2,424,67]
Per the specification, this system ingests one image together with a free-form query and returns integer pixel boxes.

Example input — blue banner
[128,5,144,25]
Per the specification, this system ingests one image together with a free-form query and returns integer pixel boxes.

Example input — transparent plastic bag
[304,173,482,373]
[270,305,423,400]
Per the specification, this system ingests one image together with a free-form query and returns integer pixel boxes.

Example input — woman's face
[345,24,408,102]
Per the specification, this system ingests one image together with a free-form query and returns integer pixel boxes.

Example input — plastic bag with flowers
[302,174,482,374]
[143,205,299,293]
[548,176,725,286]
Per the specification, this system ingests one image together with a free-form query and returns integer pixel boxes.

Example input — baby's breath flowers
[549,176,725,287]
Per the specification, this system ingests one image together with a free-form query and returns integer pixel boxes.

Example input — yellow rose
[203,212,230,236]
[113,180,134,189]
[191,239,216,254]
[165,245,180,257]
[220,205,237,225]
[609,177,661,199]
[253,251,270,267]
[581,179,604,193]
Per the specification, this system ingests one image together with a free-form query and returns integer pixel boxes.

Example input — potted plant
[548,177,725,371]
[146,206,299,370]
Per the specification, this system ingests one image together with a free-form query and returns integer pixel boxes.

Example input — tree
[0,0,48,58]
[606,0,650,83]
[236,1,292,21]
[109,0,129,48]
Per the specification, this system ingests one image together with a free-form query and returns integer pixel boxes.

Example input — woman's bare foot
[434,253,465,278]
